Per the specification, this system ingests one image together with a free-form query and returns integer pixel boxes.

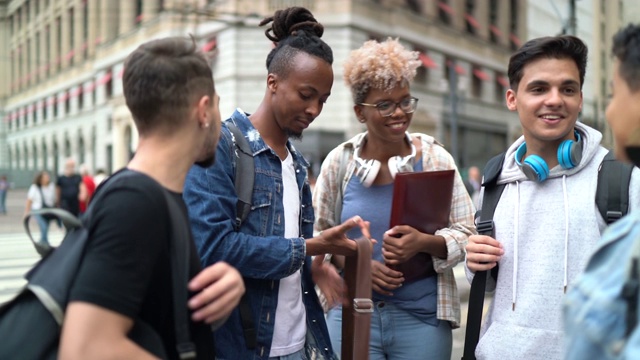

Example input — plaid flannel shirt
[312,132,476,328]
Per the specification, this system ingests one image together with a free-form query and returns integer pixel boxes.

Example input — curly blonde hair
[344,38,421,104]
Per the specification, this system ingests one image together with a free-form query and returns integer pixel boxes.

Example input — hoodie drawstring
[513,181,520,311]
[562,175,569,293]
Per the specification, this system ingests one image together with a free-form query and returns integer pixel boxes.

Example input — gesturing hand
[319,216,373,256]
[312,255,345,310]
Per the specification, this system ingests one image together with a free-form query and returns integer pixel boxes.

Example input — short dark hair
[507,35,588,90]
[123,36,214,135]
[612,24,640,92]
[259,6,333,78]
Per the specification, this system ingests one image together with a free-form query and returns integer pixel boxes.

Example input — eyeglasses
[358,97,419,117]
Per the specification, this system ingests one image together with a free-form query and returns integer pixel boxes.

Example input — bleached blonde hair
[343,38,421,104]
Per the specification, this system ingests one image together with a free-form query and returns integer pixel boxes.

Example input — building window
[33,143,38,170]
[489,0,500,43]
[35,32,41,82]
[135,0,143,25]
[444,56,453,85]
[83,1,89,59]
[9,14,13,36]
[472,66,489,98]
[105,71,114,99]
[438,1,453,25]
[91,82,97,105]
[43,100,48,121]
[496,73,508,103]
[69,8,75,66]
[465,0,478,35]
[45,25,51,77]
[10,51,15,90]
[27,38,31,86]
[416,49,438,84]
[406,0,421,13]
[56,16,62,71]
[64,91,71,114]
[509,0,520,50]
[78,89,84,110]
[53,101,58,119]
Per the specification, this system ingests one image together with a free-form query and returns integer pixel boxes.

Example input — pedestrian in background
[55,158,86,217]
[93,169,108,187]
[0,175,8,214]
[313,38,475,359]
[464,165,481,208]
[79,163,96,214]
[25,170,56,246]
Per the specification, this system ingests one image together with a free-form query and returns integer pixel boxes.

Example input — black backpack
[462,150,634,360]
[226,121,258,349]
[0,170,199,359]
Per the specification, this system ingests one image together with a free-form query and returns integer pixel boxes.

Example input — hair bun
[260,6,324,43]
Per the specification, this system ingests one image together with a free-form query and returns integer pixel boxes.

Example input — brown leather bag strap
[341,236,373,360]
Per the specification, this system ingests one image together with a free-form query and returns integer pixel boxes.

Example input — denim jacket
[564,210,640,359]
[184,109,336,360]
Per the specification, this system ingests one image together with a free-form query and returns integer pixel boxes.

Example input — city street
[0,188,475,359]
[0,188,63,303]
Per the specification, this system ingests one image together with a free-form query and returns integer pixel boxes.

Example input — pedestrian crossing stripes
[0,232,63,303]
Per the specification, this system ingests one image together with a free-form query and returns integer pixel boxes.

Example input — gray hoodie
[465,122,640,360]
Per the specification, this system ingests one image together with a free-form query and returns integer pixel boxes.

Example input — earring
[203,123,210,128]
[358,118,366,123]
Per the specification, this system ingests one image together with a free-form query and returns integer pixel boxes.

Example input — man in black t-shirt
[55,158,85,216]
[59,37,245,360]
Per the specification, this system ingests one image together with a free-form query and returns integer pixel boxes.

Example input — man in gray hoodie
[465,35,640,360]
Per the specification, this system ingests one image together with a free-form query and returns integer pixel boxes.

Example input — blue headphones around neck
[515,130,583,182]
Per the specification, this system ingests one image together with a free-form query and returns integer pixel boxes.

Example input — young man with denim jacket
[564,24,640,359]
[183,7,370,360]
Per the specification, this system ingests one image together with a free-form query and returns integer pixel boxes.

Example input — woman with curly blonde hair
[313,38,475,359]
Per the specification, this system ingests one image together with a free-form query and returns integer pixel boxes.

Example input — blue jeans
[327,302,452,360]
[268,348,307,360]
[0,190,6,213]
[34,214,50,245]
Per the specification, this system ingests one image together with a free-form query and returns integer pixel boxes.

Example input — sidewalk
[0,188,30,234]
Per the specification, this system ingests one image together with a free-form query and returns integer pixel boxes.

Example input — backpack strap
[597,150,633,224]
[225,121,257,350]
[163,189,197,359]
[462,152,506,360]
[227,121,255,231]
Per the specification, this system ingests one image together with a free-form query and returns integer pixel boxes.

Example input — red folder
[388,169,455,282]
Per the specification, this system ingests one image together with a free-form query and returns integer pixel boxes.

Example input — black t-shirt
[56,174,82,215]
[68,170,215,359]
